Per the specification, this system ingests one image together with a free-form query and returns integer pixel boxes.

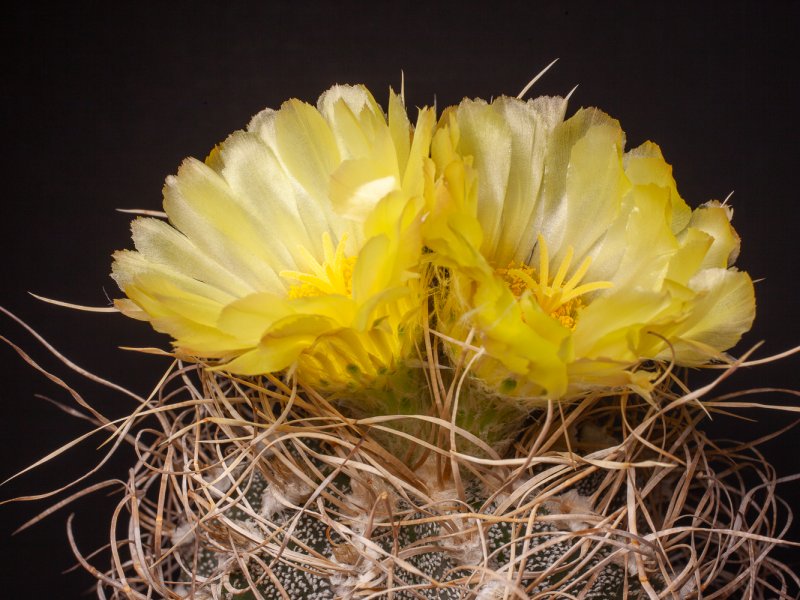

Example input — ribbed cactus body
[184,471,631,599]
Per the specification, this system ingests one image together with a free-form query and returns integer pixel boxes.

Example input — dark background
[2,2,798,597]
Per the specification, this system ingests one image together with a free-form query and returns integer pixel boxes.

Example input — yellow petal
[554,119,629,264]
[572,289,673,360]
[623,141,692,233]
[402,106,436,198]
[451,99,511,261]
[452,95,568,265]
[217,130,320,267]
[388,88,411,177]
[661,268,755,364]
[667,228,713,286]
[687,201,741,269]
[329,157,399,222]
[163,157,286,290]
[215,339,310,375]
[610,188,678,292]
[130,217,254,297]
[114,84,429,389]
[273,98,341,205]
[317,84,385,159]
[216,292,294,346]
[534,109,624,258]
[112,250,236,308]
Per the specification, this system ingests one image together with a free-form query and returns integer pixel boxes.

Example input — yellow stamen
[551,245,573,291]
[496,236,612,330]
[538,233,549,294]
[497,263,536,297]
[281,233,358,299]
[550,298,585,329]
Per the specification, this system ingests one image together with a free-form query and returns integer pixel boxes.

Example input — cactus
[84,365,791,599]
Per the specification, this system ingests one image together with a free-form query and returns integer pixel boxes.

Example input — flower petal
[687,201,741,269]
[453,95,568,265]
[662,268,756,364]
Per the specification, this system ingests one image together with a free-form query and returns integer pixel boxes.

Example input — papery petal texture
[112,85,435,389]
[112,83,755,405]
[427,96,755,401]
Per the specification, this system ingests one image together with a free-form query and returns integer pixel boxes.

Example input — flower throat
[496,235,612,329]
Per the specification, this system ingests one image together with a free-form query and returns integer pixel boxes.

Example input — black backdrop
[2,2,798,597]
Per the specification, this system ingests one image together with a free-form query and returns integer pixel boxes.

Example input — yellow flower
[112,85,436,389]
[426,96,755,401]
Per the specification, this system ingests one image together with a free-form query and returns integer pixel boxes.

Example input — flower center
[496,235,612,330]
[281,232,357,299]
